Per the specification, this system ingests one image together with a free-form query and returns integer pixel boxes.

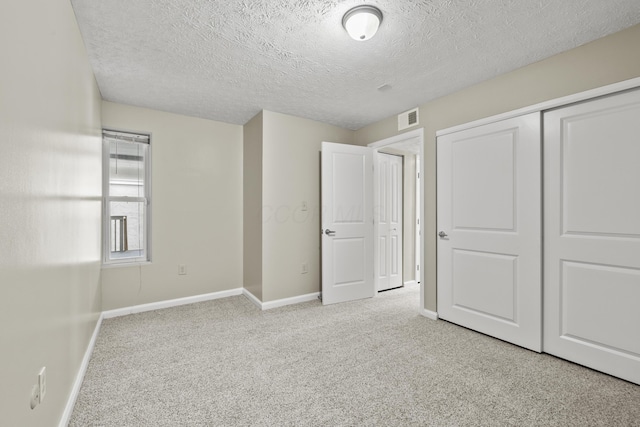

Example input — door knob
[325,229,336,236]
[438,231,448,238]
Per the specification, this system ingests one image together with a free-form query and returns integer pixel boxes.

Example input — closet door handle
[438,231,448,238]
[325,229,336,236]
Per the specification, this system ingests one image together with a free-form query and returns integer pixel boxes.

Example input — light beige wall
[101,102,243,310]
[354,23,640,312]
[0,0,102,425]
[262,111,354,301]
[243,112,263,300]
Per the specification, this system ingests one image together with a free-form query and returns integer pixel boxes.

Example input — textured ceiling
[71,0,640,130]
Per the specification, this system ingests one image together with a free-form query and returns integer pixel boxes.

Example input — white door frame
[369,128,425,314]
[436,76,640,138]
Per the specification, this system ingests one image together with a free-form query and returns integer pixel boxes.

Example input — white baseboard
[59,312,103,427]
[101,287,319,317]
[420,308,438,321]
[262,292,320,310]
[102,288,244,319]
[242,289,320,310]
[242,289,263,310]
[403,280,418,287]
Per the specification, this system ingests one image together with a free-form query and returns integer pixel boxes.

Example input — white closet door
[544,89,640,385]
[378,153,403,291]
[437,112,542,352]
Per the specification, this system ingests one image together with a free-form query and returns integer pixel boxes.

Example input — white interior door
[415,155,421,285]
[321,142,374,305]
[543,89,640,385]
[437,112,542,352]
[378,153,403,291]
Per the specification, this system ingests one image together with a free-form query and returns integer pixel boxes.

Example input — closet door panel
[544,88,640,385]
[437,112,542,352]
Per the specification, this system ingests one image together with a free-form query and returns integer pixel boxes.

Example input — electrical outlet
[38,367,46,403]
[178,264,187,275]
[301,262,308,274]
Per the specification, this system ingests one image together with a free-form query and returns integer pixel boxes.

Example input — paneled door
[321,142,374,305]
[543,89,640,384]
[437,112,542,352]
[377,153,403,291]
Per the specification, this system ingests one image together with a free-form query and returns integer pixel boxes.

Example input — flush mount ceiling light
[342,5,383,41]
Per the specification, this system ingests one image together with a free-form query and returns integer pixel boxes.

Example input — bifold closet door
[544,89,640,385]
[437,112,541,352]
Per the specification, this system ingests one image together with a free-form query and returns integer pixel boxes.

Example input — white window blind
[103,129,151,264]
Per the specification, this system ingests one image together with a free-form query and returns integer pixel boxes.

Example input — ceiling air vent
[398,108,419,131]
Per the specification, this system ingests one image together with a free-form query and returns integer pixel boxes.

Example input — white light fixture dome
[342,5,383,41]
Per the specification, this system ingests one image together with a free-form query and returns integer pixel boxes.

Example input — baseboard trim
[102,288,244,319]
[241,290,320,310]
[421,308,438,321]
[242,289,263,310]
[262,292,320,310]
[100,287,319,317]
[59,312,103,427]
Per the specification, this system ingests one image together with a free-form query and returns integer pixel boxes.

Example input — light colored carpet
[70,285,640,426]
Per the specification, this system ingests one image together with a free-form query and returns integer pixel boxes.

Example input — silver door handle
[438,231,448,238]
[325,229,336,236]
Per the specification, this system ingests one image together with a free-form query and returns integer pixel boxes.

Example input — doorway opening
[369,128,424,311]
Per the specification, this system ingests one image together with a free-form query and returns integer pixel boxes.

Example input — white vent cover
[398,108,419,131]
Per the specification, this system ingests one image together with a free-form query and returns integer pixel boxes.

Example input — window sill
[102,261,152,269]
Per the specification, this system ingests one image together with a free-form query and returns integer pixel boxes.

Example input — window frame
[102,129,152,266]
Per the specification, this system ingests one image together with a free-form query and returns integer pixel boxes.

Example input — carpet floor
[70,285,640,426]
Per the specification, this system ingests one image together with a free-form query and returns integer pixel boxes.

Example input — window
[103,130,151,264]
